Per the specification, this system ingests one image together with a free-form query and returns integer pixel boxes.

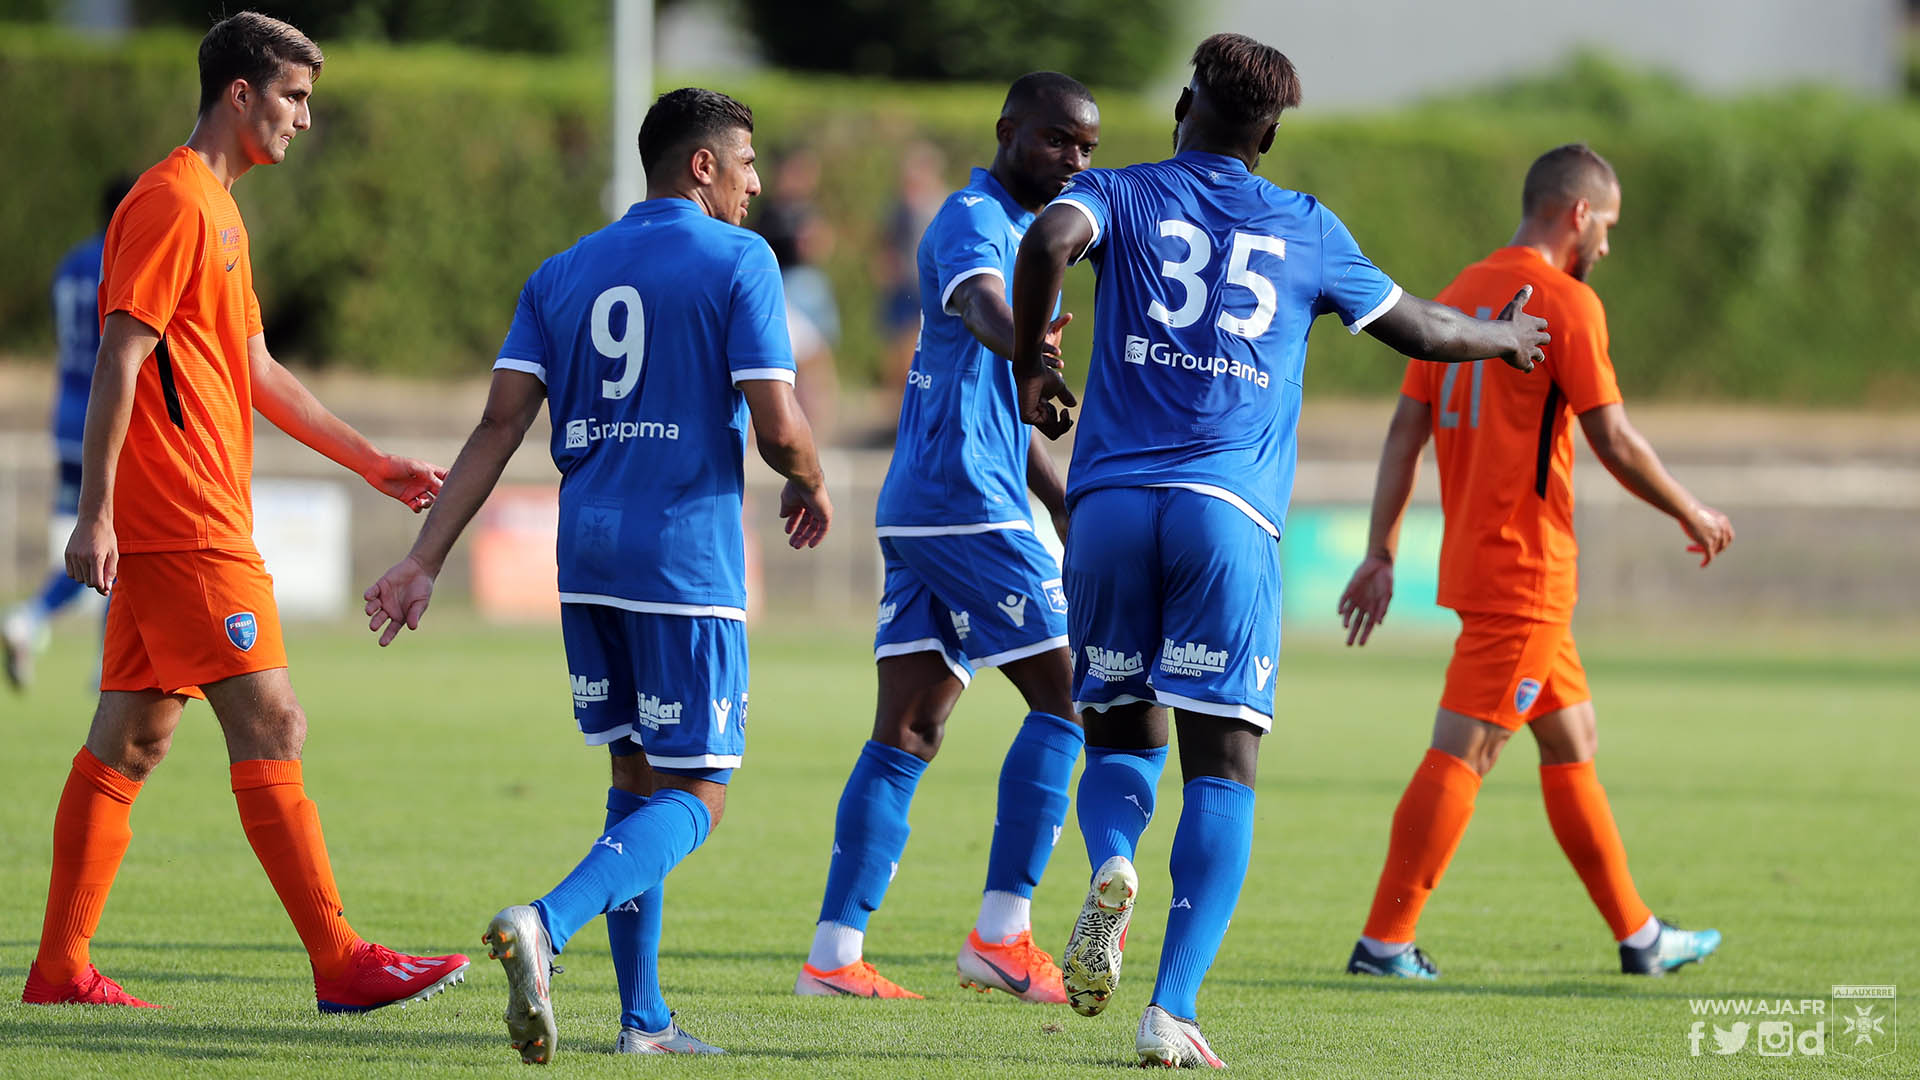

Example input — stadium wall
[0,27,1916,404]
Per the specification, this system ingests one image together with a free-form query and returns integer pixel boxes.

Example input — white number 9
[592,285,645,399]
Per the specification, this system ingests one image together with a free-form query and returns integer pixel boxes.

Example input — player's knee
[250,702,308,758]
[875,711,944,761]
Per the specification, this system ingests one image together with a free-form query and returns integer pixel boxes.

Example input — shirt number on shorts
[1438,306,1492,429]
[592,285,646,399]
[1145,220,1286,340]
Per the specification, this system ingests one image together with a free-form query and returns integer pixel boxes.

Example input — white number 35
[1145,221,1285,340]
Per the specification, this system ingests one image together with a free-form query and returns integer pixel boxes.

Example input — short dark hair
[1521,143,1618,217]
[638,88,755,177]
[1190,33,1302,128]
[197,12,323,116]
[101,173,137,227]
[1001,71,1095,120]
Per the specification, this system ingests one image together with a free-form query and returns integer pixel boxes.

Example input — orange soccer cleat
[794,959,924,999]
[956,929,1068,1004]
[314,941,470,1014]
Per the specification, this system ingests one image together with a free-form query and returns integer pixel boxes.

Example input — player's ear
[1258,122,1277,155]
[229,78,249,112]
[994,115,1015,149]
[1570,197,1591,231]
[689,145,716,185]
[1173,86,1193,125]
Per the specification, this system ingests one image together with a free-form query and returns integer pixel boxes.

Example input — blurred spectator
[878,141,947,402]
[755,145,841,444]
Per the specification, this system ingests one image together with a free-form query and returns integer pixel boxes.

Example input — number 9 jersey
[1050,151,1401,540]
[494,198,797,616]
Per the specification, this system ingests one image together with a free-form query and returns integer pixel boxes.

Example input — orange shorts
[102,548,288,697]
[1438,612,1590,730]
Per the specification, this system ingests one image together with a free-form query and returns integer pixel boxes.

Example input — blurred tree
[129,0,613,54]
[736,0,1182,89]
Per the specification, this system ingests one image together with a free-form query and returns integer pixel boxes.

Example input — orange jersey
[98,146,263,553]
[1401,246,1621,621]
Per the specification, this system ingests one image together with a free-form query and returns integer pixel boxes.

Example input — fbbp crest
[225,611,258,652]
[1513,677,1542,715]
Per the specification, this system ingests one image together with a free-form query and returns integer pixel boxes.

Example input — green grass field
[1,618,1914,1077]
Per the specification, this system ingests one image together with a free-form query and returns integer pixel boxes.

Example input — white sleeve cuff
[940,266,1004,316]
[1050,196,1103,263]
[1347,283,1404,335]
[494,357,547,382]
[731,367,796,385]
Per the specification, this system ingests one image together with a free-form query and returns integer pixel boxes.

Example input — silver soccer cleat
[1136,1004,1226,1068]
[483,905,559,1065]
[615,1016,727,1055]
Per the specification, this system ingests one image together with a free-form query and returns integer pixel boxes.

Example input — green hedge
[3,27,1916,404]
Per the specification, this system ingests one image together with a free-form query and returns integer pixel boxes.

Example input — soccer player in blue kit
[798,72,1100,1005]
[1010,35,1551,1067]
[4,176,134,691]
[363,88,831,1063]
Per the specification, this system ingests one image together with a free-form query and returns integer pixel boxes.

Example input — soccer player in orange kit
[1338,144,1734,979]
[23,12,469,1012]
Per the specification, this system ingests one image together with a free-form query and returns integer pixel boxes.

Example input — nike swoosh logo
[224,257,239,272]
[976,954,1031,994]
[813,978,877,998]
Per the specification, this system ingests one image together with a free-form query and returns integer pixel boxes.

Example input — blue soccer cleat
[1346,940,1439,980]
[1620,918,1720,975]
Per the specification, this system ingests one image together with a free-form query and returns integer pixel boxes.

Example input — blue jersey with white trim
[51,234,105,461]
[496,198,795,615]
[1051,151,1400,536]
[874,169,1035,531]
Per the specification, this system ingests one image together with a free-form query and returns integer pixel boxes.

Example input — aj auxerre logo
[1085,646,1144,683]
[1161,638,1230,677]
[1123,334,1270,389]
[572,674,609,707]
[636,693,682,730]
[565,417,680,449]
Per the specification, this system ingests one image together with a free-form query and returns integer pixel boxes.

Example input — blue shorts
[1065,487,1281,730]
[55,459,82,516]
[872,527,1069,686]
[560,603,748,782]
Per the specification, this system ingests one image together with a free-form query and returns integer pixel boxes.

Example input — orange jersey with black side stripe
[98,146,263,553]
[1400,246,1621,622]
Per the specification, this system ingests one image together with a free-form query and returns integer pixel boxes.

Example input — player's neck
[1173,132,1258,171]
[986,158,1042,214]
[1508,222,1574,276]
[185,119,252,189]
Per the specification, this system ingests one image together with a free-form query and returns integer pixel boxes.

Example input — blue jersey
[495,198,795,617]
[1051,151,1401,537]
[51,234,105,460]
[874,168,1035,531]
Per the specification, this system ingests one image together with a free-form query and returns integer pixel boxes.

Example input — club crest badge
[1513,677,1542,715]
[225,611,258,652]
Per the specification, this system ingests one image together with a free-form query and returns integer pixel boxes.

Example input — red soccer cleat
[22,963,160,1007]
[314,941,471,1014]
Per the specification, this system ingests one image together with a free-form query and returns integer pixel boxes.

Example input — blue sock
[1151,777,1256,1020]
[817,740,927,930]
[602,788,670,1033]
[983,711,1085,898]
[33,568,85,618]
[533,787,710,954]
[1076,745,1169,869]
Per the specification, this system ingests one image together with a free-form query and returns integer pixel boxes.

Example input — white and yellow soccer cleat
[1061,855,1138,1017]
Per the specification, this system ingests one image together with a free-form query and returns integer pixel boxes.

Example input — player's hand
[1042,312,1073,365]
[363,454,447,513]
[1680,503,1734,567]
[1337,554,1395,647]
[64,514,118,596]
[1493,285,1549,373]
[363,554,436,647]
[779,479,832,549]
[1017,367,1077,440]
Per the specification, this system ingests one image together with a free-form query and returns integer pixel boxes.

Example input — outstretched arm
[1010,204,1090,439]
[1338,394,1433,646]
[1578,402,1734,566]
[64,311,158,594]
[363,370,543,645]
[1027,429,1069,540]
[743,379,832,549]
[248,334,445,511]
[1365,287,1549,372]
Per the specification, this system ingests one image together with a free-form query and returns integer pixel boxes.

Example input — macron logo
[996,593,1029,629]
[1254,656,1274,692]
[1124,336,1149,365]
[712,697,732,733]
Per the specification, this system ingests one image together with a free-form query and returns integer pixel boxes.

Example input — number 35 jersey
[1051,151,1400,538]
[494,198,796,616]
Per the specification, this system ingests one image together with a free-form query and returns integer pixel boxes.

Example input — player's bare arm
[63,311,160,594]
[1027,429,1070,540]
[363,369,544,646]
[1009,204,1091,438]
[247,334,445,512]
[742,379,832,549]
[1339,394,1433,647]
[949,274,1072,369]
[1578,402,1734,566]
[1366,286,1549,372]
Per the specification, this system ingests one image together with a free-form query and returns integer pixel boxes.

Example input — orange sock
[230,760,362,980]
[35,748,142,984]
[1540,760,1653,941]
[1363,748,1481,943]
